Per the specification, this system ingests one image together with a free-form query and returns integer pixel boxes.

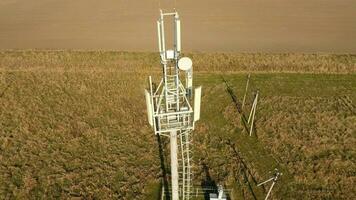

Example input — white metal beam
[170,130,179,200]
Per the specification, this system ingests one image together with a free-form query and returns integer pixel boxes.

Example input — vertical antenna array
[145,10,202,200]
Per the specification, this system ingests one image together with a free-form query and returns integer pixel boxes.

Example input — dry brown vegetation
[0,51,355,199]
[1,51,355,73]
[258,96,355,198]
[190,53,356,73]
[217,73,356,199]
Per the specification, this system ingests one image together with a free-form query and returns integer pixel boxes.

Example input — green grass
[0,51,355,199]
[194,73,355,199]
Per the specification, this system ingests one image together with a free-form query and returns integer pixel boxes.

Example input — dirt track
[0,0,355,53]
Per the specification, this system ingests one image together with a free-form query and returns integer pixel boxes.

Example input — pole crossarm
[257,169,282,200]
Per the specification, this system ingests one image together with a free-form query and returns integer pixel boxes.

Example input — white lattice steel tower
[145,10,202,200]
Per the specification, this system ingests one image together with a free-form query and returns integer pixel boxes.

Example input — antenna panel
[145,89,153,126]
[194,86,202,122]
[157,21,162,53]
[175,19,181,52]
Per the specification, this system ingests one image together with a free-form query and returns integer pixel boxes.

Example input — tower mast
[145,10,201,200]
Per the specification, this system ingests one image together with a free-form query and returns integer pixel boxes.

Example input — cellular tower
[145,10,202,200]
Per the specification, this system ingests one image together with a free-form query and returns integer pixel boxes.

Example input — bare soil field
[0,51,355,199]
[0,0,356,53]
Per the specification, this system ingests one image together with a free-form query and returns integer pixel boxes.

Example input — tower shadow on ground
[201,163,218,200]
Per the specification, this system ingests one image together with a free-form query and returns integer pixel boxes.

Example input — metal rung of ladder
[178,131,193,200]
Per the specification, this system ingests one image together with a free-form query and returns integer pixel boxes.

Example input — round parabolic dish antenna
[178,57,193,71]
